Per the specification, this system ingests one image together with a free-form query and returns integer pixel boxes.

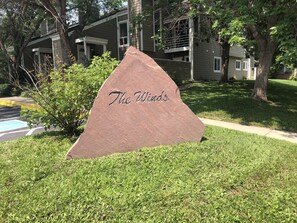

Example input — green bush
[0,84,12,97]
[22,52,118,137]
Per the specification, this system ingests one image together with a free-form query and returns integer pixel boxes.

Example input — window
[235,60,241,70]
[214,57,221,73]
[243,61,248,71]
[118,21,129,47]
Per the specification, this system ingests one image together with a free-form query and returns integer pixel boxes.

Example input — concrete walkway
[0,97,297,144]
[201,118,297,144]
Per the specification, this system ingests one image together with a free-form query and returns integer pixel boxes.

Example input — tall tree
[191,0,297,101]
[31,0,124,65]
[31,0,95,66]
[0,0,44,85]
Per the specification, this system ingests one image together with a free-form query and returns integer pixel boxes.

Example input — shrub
[22,52,118,137]
[0,83,12,97]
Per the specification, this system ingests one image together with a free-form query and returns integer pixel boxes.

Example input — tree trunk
[252,46,275,101]
[220,41,230,83]
[247,15,278,101]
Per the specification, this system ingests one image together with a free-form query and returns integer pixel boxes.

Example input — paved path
[0,126,46,142]
[0,97,297,144]
[201,118,297,144]
[0,97,48,142]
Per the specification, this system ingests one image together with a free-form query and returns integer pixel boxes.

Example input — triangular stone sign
[66,46,205,159]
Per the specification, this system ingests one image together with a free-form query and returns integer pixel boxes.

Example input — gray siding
[83,18,118,59]
[24,38,52,71]
[228,58,251,80]
[155,58,191,84]
[230,45,245,58]
[141,0,154,52]
[193,39,222,81]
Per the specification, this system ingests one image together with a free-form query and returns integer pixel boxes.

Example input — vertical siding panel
[83,19,118,59]
[194,39,221,80]
[142,0,154,52]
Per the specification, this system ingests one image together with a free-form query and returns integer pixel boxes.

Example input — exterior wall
[141,0,154,52]
[24,37,52,72]
[228,57,249,80]
[230,45,245,58]
[154,58,191,84]
[83,18,118,59]
[23,48,35,72]
[193,38,222,81]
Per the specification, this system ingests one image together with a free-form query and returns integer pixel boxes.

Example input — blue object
[0,120,28,132]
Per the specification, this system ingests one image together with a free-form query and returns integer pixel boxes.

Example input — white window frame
[118,20,129,47]
[243,61,248,71]
[214,57,222,73]
[235,60,242,70]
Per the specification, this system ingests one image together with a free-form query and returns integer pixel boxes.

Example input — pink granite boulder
[66,46,204,159]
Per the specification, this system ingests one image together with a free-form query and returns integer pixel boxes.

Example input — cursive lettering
[108,90,169,106]
[134,91,169,103]
[108,91,131,105]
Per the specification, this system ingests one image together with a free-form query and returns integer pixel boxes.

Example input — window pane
[120,23,127,37]
[236,60,241,70]
[214,57,221,72]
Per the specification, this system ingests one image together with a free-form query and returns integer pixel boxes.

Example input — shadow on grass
[181,80,297,132]
[32,130,79,143]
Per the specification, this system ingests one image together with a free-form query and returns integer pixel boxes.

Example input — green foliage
[0,84,21,97]
[0,1,45,84]
[21,52,118,137]
[0,84,12,97]
[0,126,296,222]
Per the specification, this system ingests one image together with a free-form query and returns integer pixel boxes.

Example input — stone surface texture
[66,47,204,159]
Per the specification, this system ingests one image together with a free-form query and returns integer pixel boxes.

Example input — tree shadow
[181,80,297,133]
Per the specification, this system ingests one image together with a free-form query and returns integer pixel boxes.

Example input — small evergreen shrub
[22,52,118,137]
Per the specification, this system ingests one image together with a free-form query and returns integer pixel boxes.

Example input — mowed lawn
[0,126,296,222]
[0,79,296,222]
[181,80,297,132]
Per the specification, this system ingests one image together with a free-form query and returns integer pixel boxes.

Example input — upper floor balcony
[164,33,189,53]
[163,18,189,53]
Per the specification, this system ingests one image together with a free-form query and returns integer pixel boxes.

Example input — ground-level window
[214,57,221,73]
[243,61,248,71]
[235,60,241,70]
[118,21,129,47]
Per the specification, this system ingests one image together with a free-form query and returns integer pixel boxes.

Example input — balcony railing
[164,33,189,52]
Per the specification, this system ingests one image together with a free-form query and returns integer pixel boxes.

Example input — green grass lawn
[1,126,296,222]
[181,79,297,132]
